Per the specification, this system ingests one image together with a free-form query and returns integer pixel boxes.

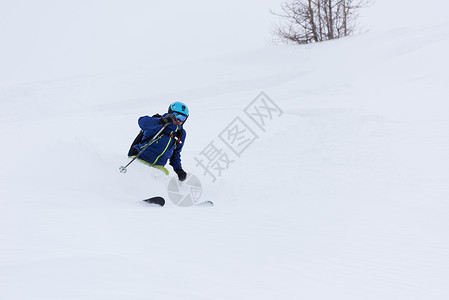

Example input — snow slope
[2,7,449,300]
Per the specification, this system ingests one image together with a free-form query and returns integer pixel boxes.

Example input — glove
[159,114,176,125]
[175,169,187,181]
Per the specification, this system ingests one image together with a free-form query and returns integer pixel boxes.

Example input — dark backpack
[127,114,162,156]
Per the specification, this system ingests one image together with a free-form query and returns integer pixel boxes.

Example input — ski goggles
[172,112,188,122]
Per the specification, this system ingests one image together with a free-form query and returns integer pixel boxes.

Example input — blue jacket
[132,114,186,170]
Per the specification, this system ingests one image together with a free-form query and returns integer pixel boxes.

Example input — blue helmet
[168,101,189,117]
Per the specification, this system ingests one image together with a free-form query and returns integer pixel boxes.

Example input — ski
[143,196,165,207]
[196,200,214,207]
[142,197,213,207]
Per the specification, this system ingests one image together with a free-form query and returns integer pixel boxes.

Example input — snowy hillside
[1,1,449,300]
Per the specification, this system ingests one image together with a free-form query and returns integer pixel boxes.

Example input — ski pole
[119,123,169,173]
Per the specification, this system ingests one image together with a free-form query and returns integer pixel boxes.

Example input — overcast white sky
[0,0,281,82]
[0,0,447,82]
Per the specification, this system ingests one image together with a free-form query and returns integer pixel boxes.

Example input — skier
[127,101,189,181]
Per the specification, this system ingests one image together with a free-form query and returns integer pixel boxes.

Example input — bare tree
[272,0,370,44]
